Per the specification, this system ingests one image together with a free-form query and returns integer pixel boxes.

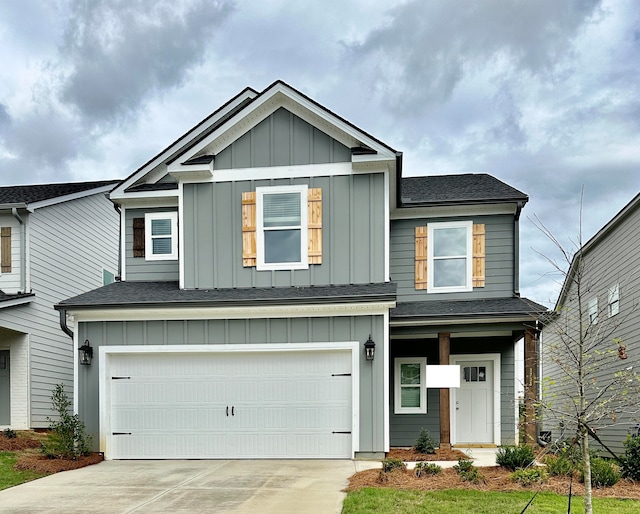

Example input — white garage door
[107,349,353,459]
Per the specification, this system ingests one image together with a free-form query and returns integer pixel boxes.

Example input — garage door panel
[108,349,353,459]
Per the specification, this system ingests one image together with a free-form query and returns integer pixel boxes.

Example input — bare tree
[533,195,640,514]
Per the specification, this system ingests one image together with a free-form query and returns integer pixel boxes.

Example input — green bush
[413,428,436,454]
[496,445,536,470]
[381,458,406,473]
[620,434,640,480]
[2,428,17,439]
[41,383,92,460]
[581,458,620,488]
[510,467,548,486]
[544,454,575,476]
[453,458,484,483]
[414,462,442,477]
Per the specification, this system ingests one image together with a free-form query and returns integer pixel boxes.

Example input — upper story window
[427,221,473,293]
[256,185,308,270]
[588,297,598,325]
[144,212,178,261]
[608,283,619,317]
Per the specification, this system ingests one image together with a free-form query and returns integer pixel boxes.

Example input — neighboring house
[56,81,544,460]
[542,192,640,454]
[0,180,119,430]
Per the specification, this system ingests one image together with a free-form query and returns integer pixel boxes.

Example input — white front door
[106,348,353,459]
[451,356,498,445]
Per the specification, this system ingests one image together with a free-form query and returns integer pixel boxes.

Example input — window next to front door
[394,357,427,414]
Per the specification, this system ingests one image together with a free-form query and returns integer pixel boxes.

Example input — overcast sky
[1,0,638,307]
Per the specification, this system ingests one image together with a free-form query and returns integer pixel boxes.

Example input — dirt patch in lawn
[1,431,102,475]
[386,447,469,462]
[347,466,640,500]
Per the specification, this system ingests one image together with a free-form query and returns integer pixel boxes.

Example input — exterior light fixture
[79,340,93,366]
[364,335,375,361]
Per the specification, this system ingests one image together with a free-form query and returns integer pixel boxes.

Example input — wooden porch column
[439,332,451,449]
[524,327,539,445]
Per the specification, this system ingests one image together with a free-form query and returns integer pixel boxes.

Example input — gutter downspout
[112,202,122,280]
[513,201,524,297]
[59,308,74,339]
[11,208,26,294]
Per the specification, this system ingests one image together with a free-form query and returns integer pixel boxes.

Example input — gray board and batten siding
[214,107,352,169]
[77,314,386,454]
[542,199,640,454]
[389,336,516,447]
[182,173,386,289]
[390,215,515,303]
[124,207,179,282]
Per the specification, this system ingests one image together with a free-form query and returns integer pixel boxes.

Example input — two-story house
[542,192,640,454]
[56,81,544,460]
[0,180,119,430]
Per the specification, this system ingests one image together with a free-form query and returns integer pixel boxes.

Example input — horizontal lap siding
[78,315,386,454]
[183,173,385,289]
[542,206,640,454]
[124,208,179,281]
[23,194,118,426]
[390,215,514,302]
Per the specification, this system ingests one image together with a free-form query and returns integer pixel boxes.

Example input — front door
[453,359,494,444]
[0,350,9,425]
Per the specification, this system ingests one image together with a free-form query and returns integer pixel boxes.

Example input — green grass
[0,451,47,491]
[343,488,640,513]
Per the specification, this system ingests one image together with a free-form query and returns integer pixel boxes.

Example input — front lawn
[343,488,640,513]
[0,451,46,491]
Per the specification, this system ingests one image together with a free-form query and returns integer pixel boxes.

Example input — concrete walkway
[0,460,374,514]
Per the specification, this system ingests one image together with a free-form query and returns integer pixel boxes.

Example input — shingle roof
[0,180,119,205]
[56,281,397,310]
[0,290,34,307]
[391,297,546,319]
[401,174,528,206]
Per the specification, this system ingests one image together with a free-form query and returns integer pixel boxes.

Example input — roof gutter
[11,207,27,294]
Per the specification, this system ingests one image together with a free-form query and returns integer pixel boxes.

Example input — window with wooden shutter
[414,226,427,290]
[242,191,257,267]
[132,218,145,258]
[1,227,11,273]
[414,222,485,291]
[307,188,322,264]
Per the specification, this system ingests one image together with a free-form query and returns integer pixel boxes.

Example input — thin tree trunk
[581,424,593,514]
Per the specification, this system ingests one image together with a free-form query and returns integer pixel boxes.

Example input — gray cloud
[59,0,235,124]
[0,104,10,134]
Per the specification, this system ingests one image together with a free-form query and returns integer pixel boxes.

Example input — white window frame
[588,297,598,325]
[427,220,473,293]
[608,284,620,317]
[145,212,178,261]
[394,357,427,414]
[256,184,308,271]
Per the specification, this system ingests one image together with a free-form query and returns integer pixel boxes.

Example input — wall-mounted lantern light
[79,340,93,366]
[364,335,375,361]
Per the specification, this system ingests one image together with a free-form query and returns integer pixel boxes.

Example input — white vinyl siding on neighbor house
[427,221,473,293]
[588,297,598,325]
[608,284,619,317]
[256,184,308,270]
[394,357,426,414]
[145,212,178,261]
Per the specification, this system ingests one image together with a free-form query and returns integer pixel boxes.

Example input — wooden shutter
[415,226,428,290]
[472,223,486,287]
[307,188,322,264]
[242,191,257,267]
[132,218,145,258]
[1,227,11,273]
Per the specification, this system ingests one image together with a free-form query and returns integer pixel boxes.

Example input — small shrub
[3,428,17,439]
[381,457,406,473]
[581,457,620,488]
[496,445,535,470]
[544,454,575,476]
[414,461,442,477]
[41,383,92,460]
[511,467,548,486]
[453,458,484,483]
[620,434,640,480]
[413,428,436,454]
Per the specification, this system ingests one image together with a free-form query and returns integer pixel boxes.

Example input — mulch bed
[386,447,469,462]
[1,431,103,475]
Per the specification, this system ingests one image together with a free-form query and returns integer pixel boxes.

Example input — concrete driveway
[0,459,374,513]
